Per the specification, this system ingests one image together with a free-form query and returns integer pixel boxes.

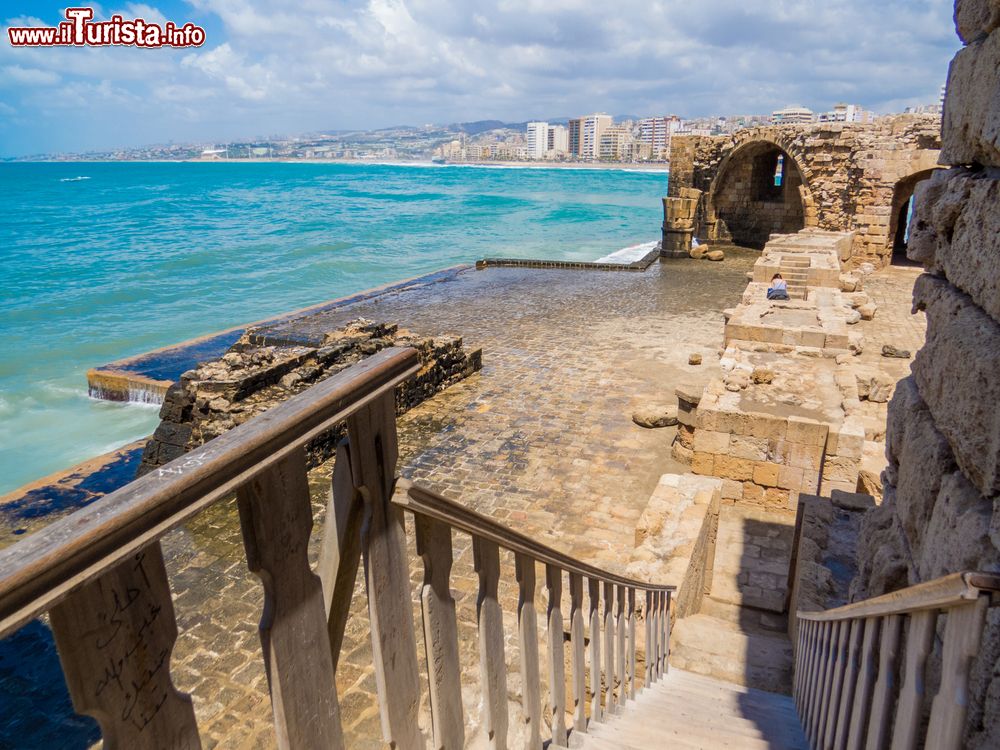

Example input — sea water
[0,161,667,494]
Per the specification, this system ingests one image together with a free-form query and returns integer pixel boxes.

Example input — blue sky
[0,1,960,157]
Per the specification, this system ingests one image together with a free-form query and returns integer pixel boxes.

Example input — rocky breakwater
[852,3,1000,745]
[137,319,482,475]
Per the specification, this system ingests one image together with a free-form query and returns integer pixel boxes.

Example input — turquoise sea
[0,161,667,495]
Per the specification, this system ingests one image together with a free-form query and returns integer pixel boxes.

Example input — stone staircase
[778,256,809,299]
[668,506,797,694]
[576,668,808,749]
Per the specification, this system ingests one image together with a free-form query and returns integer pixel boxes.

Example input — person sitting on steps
[767,273,790,300]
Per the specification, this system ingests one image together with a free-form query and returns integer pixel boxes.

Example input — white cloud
[2,65,61,86]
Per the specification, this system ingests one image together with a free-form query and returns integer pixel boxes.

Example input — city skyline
[1,1,957,157]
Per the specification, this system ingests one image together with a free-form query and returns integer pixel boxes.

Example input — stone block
[721,479,743,500]
[789,443,824,471]
[715,455,755,482]
[729,435,769,461]
[693,429,731,454]
[786,416,829,447]
[917,470,995,580]
[956,0,1000,43]
[822,455,860,484]
[692,452,715,475]
[912,274,1000,495]
[941,30,1000,168]
[826,420,865,459]
[747,413,787,440]
[753,462,781,487]
[777,465,804,491]
[764,487,791,507]
[742,482,765,504]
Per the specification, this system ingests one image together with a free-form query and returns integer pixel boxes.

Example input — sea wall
[852,3,1000,746]
[666,116,941,266]
[137,319,482,475]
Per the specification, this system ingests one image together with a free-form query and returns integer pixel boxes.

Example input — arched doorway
[708,141,808,249]
[888,169,939,264]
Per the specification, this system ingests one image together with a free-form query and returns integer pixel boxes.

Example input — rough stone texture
[137,319,483,475]
[956,0,1000,43]
[911,274,1000,496]
[631,404,679,429]
[908,167,1000,325]
[941,29,1000,167]
[668,117,942,266]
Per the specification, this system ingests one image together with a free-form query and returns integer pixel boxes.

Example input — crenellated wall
[852,2,1000,746]
[665,117,941,266]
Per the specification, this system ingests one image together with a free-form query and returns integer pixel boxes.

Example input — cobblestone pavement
[5,252,928,748]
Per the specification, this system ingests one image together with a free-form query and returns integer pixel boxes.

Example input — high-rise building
[526,121,549,160]
[598,125,630,160]
[772,105,815,124]
[818,103,875,123]
[580,113,612,159]
[568,118,583,156]
[638,115,681,159]
[547,125,569,155]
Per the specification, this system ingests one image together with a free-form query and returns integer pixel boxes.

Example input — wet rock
[688,353,703,366]
[632,405,679,429]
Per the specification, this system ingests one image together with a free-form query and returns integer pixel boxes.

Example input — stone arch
[703,135,816,249]
[887,168,940,263]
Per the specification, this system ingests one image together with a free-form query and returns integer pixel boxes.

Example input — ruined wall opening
[709,141,807,249]
[888,168,939,265]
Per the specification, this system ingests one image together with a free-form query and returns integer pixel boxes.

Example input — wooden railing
[793,571,1000,750]
[0,346,675,749]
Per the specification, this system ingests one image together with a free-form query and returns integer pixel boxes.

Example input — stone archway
[887,168,940,264]
[705,140,812,249]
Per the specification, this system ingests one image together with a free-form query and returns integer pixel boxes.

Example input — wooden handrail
[0,346,421,638]
[397,481,676,593]
[796,570,1000,623]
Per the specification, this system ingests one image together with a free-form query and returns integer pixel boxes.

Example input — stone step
[575,668,807,749]
[698,596,789,635]
[670,613,795,694]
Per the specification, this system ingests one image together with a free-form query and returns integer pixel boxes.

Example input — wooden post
[867,615,902,750]
[237,450,344,750]
[847,617,880,750]
[662,591,671,675]
[569,573,586,733]
[890,610,936,750]
[820,619,849,748]
[602,581,615,713]
[49,542,201,750]
[926,597,989,749]
[627,588,636,701]
[588,578,603,723]
[474,537,508,750]
[319,441,364,670]
[807,621,832,744]
[833,618,864,750]
[348,393,423,750]
[515,555,542,750]
[415,517,464,750]
[546,565,568,747]
[615,585,626,704]
[645,590,654,686]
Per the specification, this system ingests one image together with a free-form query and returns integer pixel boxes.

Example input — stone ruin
[662,115,942,267]
[850,2,1000,745]
[137,319,482,476]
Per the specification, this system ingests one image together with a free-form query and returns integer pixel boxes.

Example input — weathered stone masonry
[852,2,1000,747]
[664,117,942,266]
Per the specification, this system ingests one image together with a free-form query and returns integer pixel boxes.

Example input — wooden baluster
[645,590,655,686]
[236,450,344,749]
[833,619,864,750]
[516,555,542,750]
[49,542,201,750]
[847,617,880,750]
[319,441,364,670]
[416,517,464,750]
[588,578,603,723]
[807,621,832,745]
[890,610,936,750]
[662,591,671,676]
[821,619,849,748]
[546,565,568,747]
[926,597,989,749]
[798,621,814,723]
[347,393,423,749]
[866,614,902,750]
[615,586,626,705]
[569,573,586,734]
[803,620,819,721]
[474,538,508,750]
[627,588,637,701]
[793,619,808,711]
[603,581,616,713]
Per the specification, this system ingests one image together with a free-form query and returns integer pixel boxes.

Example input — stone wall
[666,117,941,266]
[137,319,482,475]
[852,3,1000,746]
